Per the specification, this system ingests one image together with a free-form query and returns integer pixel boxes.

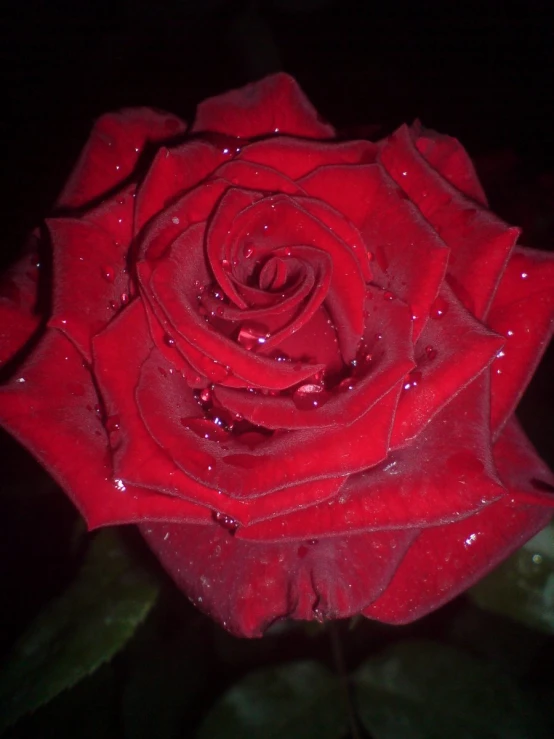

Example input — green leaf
[353,640,549,739]
[195,661,347,739]
[0,528,160,733]
[469,520,554,634]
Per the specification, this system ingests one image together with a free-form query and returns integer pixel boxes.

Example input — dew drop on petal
[200,387,212,404]
[163,333,176,347]
[101,265,115,283]
[114,478,127,492]
[213,511,239,533]
[105,414,121,433]
[292,383,330,410]
[429,296,449,319]
[237,322,271,351]
[403,370,422,392]
[425,345,437,360]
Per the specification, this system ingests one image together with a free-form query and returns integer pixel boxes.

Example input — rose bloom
[1,74,553,636]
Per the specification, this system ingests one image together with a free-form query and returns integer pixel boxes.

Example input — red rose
[1,74,553,637]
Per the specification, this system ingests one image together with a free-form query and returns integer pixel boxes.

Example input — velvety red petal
[95,300,335,525]
[135,141,226,234]
[0,329,207,527]
[192,73,335,140]
[486,247,554,435]
[47,218,131,362]
[390,283,504,448]
[493,418,554,507]
[300,163,449,341]
[215,293,413,430]
[147,225,327,390]
[57,108,186,209]
[364,497,550,624]
[206,191,368,363]
[379,124,519,320]
[411,121,488,205]
[79,184,136,247]
[238,136,376,180]
[238,373,504,542]
[215,159,303,196]
[140,521,416,636]
[138,343,400,495]
[365,417,553,623]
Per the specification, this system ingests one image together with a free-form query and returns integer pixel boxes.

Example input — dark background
[0,1,553,734]
[1,0,553,264]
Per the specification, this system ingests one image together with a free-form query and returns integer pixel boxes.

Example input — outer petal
[47,219,131,362]
[486,247,554,436]
[135,141,226,234]
[364,419,553,624]
[238,136,376,180]
[0,329,208,528]
[57,108,186,209]
[141,521,417,637]
[192,73,335,140]
[237,373,504,542]
[379,124,519,320]
[411,121,488,206]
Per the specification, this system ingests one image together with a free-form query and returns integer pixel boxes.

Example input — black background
[1,0,553,264]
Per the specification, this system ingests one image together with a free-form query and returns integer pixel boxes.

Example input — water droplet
[163,333,176,347]
[403,370,422,391]
[213,511,239,533]
[429,296,449,319]
[200,387,212,404]
[105,415,121,433]
[120,293,129,305]
[101,265,115,282]
[171,216,180,225]
[506,329,514,337]
[292,383,330,410]
[384,290,394,300]
[521,272,528,279]
[16,377,26,384]
[114,478,127,492]
[425,345,437,360]
[237,322,270,351]
[221,258,231,270]
[338,378,355,391]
